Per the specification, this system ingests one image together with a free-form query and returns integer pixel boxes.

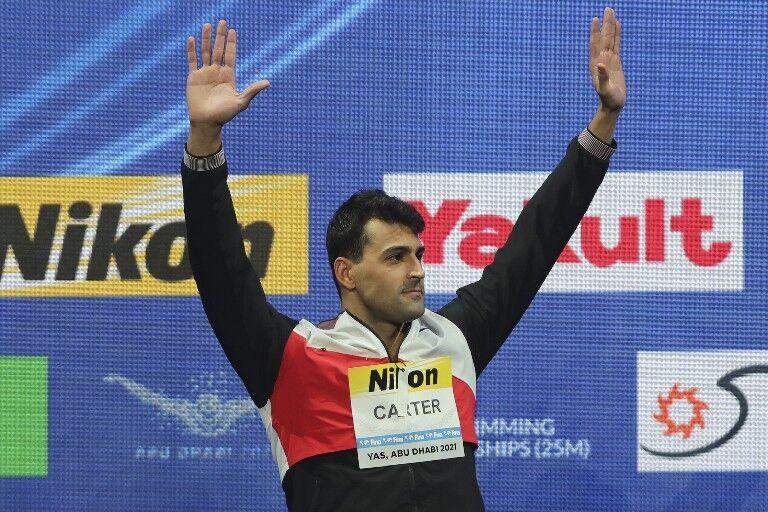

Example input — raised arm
[182,20,296,408]
[439,8,626,374]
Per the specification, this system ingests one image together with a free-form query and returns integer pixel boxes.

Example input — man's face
[351,219,426,326]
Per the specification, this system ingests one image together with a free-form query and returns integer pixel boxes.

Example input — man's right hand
[186,19,269,155]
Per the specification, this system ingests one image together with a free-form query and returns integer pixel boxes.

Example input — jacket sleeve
[182,156,298,408]
[438,134,613,375]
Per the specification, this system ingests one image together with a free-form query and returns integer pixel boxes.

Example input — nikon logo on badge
[0,175,307,296]
[350,358,452,397]
[368,366,439,392]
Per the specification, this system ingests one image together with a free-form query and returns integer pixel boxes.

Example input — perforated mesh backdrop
[1,0,766,510]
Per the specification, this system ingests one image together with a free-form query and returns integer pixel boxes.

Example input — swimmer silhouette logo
[104,373,256,437]
[638,352,768,471]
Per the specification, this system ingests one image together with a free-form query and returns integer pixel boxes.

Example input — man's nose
[410,258,425,279]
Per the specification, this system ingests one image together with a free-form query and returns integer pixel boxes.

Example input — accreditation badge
[348,356,464,469]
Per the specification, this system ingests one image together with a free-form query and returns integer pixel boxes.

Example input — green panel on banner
[0,356,48,477]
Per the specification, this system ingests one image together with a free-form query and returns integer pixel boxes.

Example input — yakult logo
[384,171,742,292]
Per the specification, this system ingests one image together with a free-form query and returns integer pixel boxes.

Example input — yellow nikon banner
[0,175,308,296]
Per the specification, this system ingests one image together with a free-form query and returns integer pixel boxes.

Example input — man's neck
[343,307,410,358]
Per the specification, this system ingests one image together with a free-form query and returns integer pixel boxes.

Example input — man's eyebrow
[381,245,426,256]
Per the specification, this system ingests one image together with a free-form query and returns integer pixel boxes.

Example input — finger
[186,36,198,74]
[240,79,270,106]
[589,17,600,63]
[224,28,236,68]
[213,19,227,65]
[602,7,616,51]
[614,19,621,55]
[201,23,211,66]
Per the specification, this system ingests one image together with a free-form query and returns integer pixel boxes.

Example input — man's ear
[333,257,356,291]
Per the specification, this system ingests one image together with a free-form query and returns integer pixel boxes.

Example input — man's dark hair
[326,189,425,295]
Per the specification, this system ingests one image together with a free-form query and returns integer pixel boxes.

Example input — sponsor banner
[0,175,308,296]
[0,356,48,477]
[638,351,768,472]
[384,171,742,292]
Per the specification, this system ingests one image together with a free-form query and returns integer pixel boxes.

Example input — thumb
[596,64,609,88]
[239,79,270,108]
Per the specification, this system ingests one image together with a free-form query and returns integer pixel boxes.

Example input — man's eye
[388,254,403,261]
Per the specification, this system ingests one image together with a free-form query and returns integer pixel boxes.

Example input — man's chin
[402,301,425,321]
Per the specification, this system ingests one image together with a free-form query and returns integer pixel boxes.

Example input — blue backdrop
[2,1,767,510]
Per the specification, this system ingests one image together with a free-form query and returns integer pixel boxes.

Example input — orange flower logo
[653,384,709,439]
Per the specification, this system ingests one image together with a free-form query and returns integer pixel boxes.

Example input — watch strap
[183,144,226,171]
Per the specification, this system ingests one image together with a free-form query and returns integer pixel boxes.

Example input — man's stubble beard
[364,291,425,326]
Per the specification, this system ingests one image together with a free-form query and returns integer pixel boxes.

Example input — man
[181,8,625,511]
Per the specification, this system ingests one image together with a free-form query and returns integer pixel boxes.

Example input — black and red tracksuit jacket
[181,132,613,511]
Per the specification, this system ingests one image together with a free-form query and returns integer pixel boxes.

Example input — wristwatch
[183,144,226,171]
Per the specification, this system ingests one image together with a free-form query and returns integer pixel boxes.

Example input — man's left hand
[590,7,626,112]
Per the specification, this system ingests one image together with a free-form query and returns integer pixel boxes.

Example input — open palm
[590,7,626,112]
[186,20,269,127]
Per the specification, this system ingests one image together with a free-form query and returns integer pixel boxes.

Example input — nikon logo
[1,201,273,281]
[368,366,439,392]
[0,175,308,296]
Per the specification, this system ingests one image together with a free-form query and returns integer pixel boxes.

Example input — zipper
[408,463,418,511]
[344,309,410,362]
[346,310,419,509]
